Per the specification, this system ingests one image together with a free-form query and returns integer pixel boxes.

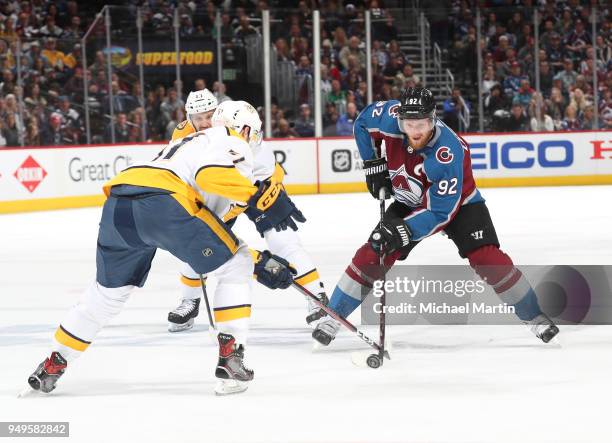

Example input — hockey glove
[369,217,411,254]
[253,250,297,290]
[248,183,306,235]
[363,158,392,200]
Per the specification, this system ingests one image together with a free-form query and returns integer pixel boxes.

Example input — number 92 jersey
[354,100,484,241]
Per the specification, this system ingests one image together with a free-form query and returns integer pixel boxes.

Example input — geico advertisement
[0,145,161,200]
[464,131,612,178]
[264,139,317,185]
[318,132,612,181]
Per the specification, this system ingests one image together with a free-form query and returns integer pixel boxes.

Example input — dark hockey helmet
[398,87,436,120]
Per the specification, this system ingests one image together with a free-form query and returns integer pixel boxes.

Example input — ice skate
[526,314,559,343]
[168,298,200,332]
[27,352,67,393]
[214,333,253,395]
[312,317,341,346]
[305,293,329,327]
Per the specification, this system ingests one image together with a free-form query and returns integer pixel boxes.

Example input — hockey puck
[366,354,382,369]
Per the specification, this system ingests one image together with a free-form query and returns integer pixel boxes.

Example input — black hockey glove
[369,217,411,254]
[363,158,392,200]
[248,182,306,234]
[253,250,297,290]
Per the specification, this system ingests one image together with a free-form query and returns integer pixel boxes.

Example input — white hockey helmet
[212,100,263,148]
[185,88,218,116]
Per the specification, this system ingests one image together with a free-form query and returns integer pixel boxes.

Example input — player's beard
[408,132,432,150]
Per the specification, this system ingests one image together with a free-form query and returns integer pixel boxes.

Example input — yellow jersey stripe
[195,165,258,203]
[103,166,202,204]
[170,194,239,254]
[55,325,90,352]
[222,203,248,223]
[214,304,252,322]
[295,269,320,286]
[180,275,203,288]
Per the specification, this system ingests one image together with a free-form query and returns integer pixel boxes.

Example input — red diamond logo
[13,155,48,193]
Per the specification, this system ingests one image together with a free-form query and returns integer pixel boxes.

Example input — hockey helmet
[212,100,263,148]
[185,88,218,116]
[398,87,436,120]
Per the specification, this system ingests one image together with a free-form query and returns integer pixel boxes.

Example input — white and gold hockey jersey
[103,126,259,221]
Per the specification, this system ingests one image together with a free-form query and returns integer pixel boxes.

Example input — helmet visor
[399,117,433,134]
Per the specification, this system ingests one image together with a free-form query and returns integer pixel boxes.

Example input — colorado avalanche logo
[435,146,454,164]
[389,164,424,207]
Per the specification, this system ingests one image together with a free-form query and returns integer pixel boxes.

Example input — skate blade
[214,379,249,396]
[168,318,195,333]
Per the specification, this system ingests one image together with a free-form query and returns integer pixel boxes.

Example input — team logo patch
[435,146,454,164]
[177,120,188,129]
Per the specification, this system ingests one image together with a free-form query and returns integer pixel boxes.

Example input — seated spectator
[296,55,313,77]
[560,104,581,131]
[1,113,20,146]
[336,102,358,136]
[503,62,526,96]
[41,112,74,145]
[105,112,130,143]
[293,103,314,137]
[213,81,231,103]
[55,95,81,136]
[512,79,535,109]
[354,81,368,110]
[564,19,591,60]
[39,16,63,38]
[579,105,597,130]
[323,102,339,136]
[25,117,41,146]
[554,59,578,93]
[443,87,469,132]
[529,94,554,132]
[569,88,588,114]
[338,36,366,71]
[273,118,299,138]
[602,109,612,131]
[545,33,566,73]
[482,65,499,95]
[234,15,258,43]
[327,79,347,114]
[548,86,567,123]
[507,103,528,131]
[539,61,554,97]
[394,64,420,89]
[41,37,65,70]
[484,84,509,114]
[160,88,185,126]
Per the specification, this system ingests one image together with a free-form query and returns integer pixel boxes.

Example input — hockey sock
[468,245,543,322]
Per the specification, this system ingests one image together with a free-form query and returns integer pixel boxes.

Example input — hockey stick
[375,188,388,367]
[199,274,218,342]
[291,281,389,359]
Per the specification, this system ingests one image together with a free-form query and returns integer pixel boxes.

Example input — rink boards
[0,130,611,213]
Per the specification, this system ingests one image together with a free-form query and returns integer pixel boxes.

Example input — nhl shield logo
[202,248,213,257]
[331,150,352,172]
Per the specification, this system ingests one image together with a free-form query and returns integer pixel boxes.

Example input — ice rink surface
[1,186,612,443]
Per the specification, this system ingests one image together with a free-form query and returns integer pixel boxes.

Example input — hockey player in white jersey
[26,106,297,396]
[167,96,328,332]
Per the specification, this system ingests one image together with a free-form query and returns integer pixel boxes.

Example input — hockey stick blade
[291,282,385,354]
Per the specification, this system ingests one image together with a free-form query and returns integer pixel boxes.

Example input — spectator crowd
[0,0,610,148]
[448,0,611,131]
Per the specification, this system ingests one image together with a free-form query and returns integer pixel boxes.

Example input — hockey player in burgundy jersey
[312,88,559,346]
